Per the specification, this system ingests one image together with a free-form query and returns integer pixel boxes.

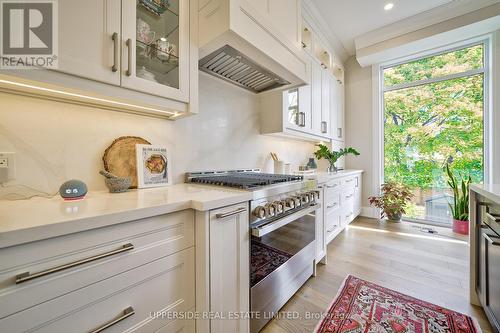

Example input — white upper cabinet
[320,69,332,137]
[57,0,121,85]
[332,79,345,142]
[0,0,198,119]
[121,0,189,102]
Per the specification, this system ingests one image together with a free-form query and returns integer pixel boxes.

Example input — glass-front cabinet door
[285,85,312,132]
[121,0,189,102]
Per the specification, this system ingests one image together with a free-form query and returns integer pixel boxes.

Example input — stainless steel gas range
[186,169,319,333]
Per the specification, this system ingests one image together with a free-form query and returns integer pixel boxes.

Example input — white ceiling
[312,0,491,56]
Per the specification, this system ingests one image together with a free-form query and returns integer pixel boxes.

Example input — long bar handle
[321,121,327,133]
[89,306,135,333]
[486,212,500,223]
[483,232,500,246]
[126,38,132,76]
[216,207,246,219]
[111,32,118,72]
[338,128,342,138]
[15,243,134,284]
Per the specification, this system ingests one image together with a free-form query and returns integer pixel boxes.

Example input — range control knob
[273,201,284,214]
[265,204,276,217]
[300,193,310,204]
[293,196,302,207]
[285,198,295,209]
[253,206,266,219]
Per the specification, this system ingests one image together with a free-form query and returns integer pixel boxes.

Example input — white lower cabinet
[317,171,363,263]
[209,204,250,333]
[0,210,196,333]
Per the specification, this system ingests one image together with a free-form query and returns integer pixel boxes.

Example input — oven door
[250,204,318,333]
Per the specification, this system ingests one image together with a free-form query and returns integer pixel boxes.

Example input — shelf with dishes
[136,39,179,86]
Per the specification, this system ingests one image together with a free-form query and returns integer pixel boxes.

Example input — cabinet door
[316,187,326,263]
[320,71,332,137]
[311,61,323,135]
[57,0,121,85]
[209,204,249,333]
[336,80,345,141]
[121,0,189,101]
[482,230,500,332]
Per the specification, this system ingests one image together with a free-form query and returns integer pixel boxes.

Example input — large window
[382,44,486,225]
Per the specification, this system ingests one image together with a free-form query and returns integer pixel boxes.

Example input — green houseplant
[445,164,471,235]
[368,182,413,222]
[313,144,360,173]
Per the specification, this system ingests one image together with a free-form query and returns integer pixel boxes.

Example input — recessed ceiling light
[384,2,394,11]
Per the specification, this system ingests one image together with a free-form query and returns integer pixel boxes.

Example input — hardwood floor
[261,217,492,333]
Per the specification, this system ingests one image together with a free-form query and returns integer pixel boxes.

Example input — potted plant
[313,144,360,173]
[369,182,413,222]
[444,164,471,235]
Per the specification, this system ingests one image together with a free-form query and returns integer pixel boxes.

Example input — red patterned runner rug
[314,275,481,333]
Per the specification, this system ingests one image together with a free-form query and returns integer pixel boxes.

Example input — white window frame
[371,36,492,225]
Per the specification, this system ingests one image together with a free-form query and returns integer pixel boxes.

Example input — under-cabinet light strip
[0,79,179,117]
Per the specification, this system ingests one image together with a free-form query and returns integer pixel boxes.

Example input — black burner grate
[189,172,303,189]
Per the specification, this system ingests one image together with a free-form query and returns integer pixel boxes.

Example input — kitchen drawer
[342,188,355,205]
[0,210,194,318]
[325,210,341,244]
[342,176,357,190]
[324,192,341,216]
[0,247,195,333]
[324,180,341,194]
[155,313,195,333]
[341,205,355,226]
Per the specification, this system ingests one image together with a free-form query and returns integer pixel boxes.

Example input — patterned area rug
[251,241,292,287]
[315,275,481,333]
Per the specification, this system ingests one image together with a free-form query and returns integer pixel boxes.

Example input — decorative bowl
[105,177,132,193]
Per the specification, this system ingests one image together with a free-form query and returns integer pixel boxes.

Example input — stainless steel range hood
[198,0,309,94]
[199,45,291,93]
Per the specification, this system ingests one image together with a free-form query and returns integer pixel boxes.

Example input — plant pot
[452,219,469,235]
[386,212,402,222]
[327,162,337,174]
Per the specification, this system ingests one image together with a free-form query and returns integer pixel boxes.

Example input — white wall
[0,74,317,197]
[344,56,375,214]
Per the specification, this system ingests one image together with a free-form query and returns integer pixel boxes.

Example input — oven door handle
[251,204,320,237]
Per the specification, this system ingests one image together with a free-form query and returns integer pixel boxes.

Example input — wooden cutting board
[103,136,151,188]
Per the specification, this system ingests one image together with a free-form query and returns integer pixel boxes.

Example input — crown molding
[354,0,500,51]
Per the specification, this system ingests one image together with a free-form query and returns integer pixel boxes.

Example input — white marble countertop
[471,184,500,203]
[303,169,364,184]
[0,184,252,249]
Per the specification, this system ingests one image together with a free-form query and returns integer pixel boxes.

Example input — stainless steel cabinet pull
[321,121,327,133]
[326,184,338,188]
[111,32,118,72]
[346,194,353,199]
[338,128,342,138]
[126,38,132,76]
[483,232,500,246]
[327,203,337,208]
[345,179,354,183]
[216,207,246,219]
[298,112,306,127]
[15,243,134,284]
[486,212,500,222]
[89,306,135,333]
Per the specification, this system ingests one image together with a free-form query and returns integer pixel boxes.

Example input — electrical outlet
[0,152,15,183]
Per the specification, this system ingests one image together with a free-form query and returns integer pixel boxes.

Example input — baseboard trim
[360,206,379,219]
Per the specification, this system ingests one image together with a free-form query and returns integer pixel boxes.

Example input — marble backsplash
[0,74,331,197]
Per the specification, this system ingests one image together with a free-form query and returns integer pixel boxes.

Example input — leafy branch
[313,144,360,165]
